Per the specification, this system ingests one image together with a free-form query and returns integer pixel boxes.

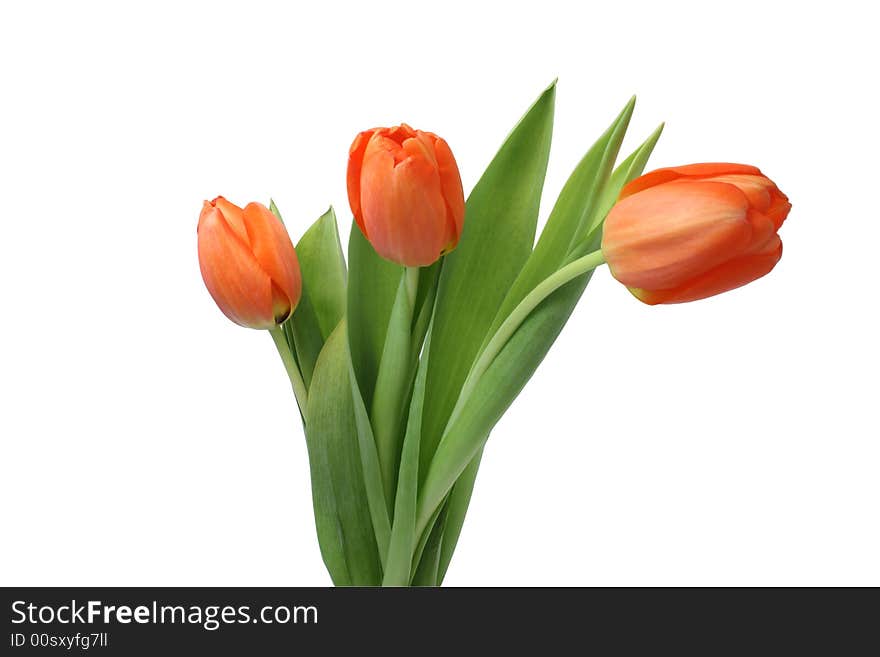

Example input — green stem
[270,326,309,415]
[415,248,606,538]
[448,248,605,433]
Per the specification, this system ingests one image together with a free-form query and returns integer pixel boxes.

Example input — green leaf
[295,207,347,340]
[347,342,393,570]
[485,97,635,341]
[437,445,482,583]
[418,80,557,478]
[268,198,285,222]
[594,123,665,236]
[421,98,634,533]
[568,122,665,260]
[287,294,322,388]
[280,319,300,375]
[412,503,448,586]
[419,124,666,566]
[417,273,595,542]
[345,227,436,574]
[383,328,433,586]
[411,495,445,577]
[347,223,402,409]
[370,272,415,511]
[304,321,382,586]
[269,204,347,388]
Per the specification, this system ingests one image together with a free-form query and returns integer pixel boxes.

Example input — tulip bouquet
[197,82,789,586]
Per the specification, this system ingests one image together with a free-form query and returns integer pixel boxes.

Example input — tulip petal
[271,282,292,324]
[619,163,762,199]
[706,173,790,230]
[385,123,418,145]
[403,134,436,167]
[633,238,782,304]
[408,132,438,167]
[360,136,448,266]
[198,205,274,328]
[766,190,791,230]
[665,163,761,177]
[707,174,776,211]
[433,136,466,251]
[745,209,777,254]
[212,196,250,245]
[618,168,683,199]
[603,181,753,290]
[241,202,302,318]
[347,130,374,234]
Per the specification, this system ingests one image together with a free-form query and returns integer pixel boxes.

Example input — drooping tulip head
[198,197,302,329]
[347,124,465,267]
[601,163,790,304]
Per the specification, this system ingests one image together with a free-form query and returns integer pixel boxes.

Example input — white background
[1,1,878,586]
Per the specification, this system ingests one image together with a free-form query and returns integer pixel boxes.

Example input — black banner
[2,587,874,653]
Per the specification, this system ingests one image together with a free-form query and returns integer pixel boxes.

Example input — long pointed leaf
[304,322,382,585]
[269,204,347,387]
[430,97,635,511]
[418,80,557,478]
[295,206,347,339]
[371,272,414,511]
[437,444,482,583]
[347,223,401,409]
[347,341,393,569]
[486,98,635,340]
[417,273,594,539]
[412,504,448,586]
[383,328,433,585]
[423,126,665,570]
[568,122,664,260]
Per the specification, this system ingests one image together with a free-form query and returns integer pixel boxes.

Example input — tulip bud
[198,196,302,329]
[347,124,465,267]
[601,163,790,304]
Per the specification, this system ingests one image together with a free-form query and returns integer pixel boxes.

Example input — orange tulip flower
[347,124,465,267]
[198,197,302,329]
[601,163,790,304]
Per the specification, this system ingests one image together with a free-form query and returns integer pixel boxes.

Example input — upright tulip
[601,163,790,304]
[347,124,465,267]
[198,197,302,329]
